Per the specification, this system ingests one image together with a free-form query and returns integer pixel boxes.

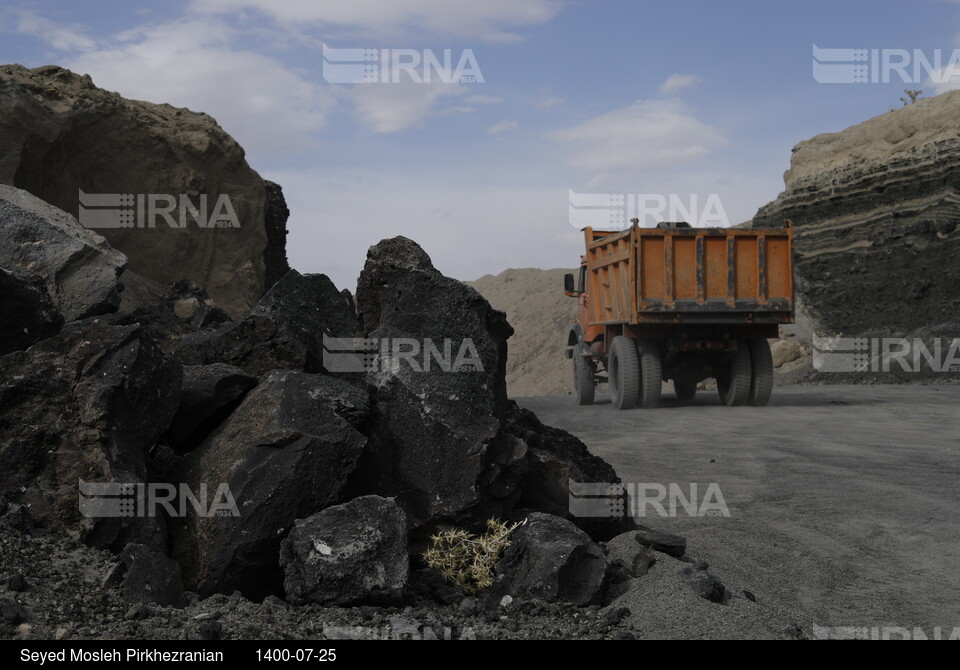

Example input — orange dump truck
[564,221,794,409]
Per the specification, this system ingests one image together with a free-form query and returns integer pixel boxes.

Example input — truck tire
[674,380,697,402]
[747,339,774,407]
[718,343,752,407]
[636,339,662,408]
[608,336,640,410]
[572,354,596,405]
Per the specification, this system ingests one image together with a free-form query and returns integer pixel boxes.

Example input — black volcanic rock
[263,180,291,289]
[492,513,607,606]
[119,543,187,607]
[0,317,180,548]
[171,370,369,599]
[172,269,358,376]
[0,268,62,356]
[633,525,687,559]
[165,364,258,452]
[0,184,126,321]
[509,408,631,541]
[0,214,634,608]
[350,236,520,526]
[280,496,408,606]
[348,236,630,541]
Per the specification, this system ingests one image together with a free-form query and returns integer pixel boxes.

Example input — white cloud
[659,73,703,95]
[438,105,477,116]
[465,94,503,104]
[189,0,563,42]
[12,8,497,149]
[12,10,95,51]
[487,119,518,134]
[60,19,333,156]
[346,78,470,133]
[547,99,727,176]
[926,63,960,94]
[535,95,564,108]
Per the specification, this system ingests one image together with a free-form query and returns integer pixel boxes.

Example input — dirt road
[519,385,960,638]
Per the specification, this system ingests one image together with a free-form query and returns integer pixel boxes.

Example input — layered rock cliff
[752,91,960,358]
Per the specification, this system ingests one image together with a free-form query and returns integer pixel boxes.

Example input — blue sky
[3,0,960,291]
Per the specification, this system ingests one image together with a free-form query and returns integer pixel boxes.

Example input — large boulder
[172,270,357,376]
[0,268,62,356]
[0,64,289,317]
[0,183,126,322]
[493,513,607,606]
[349,236,630,540]
[171,370,369,599]
[350,237,523,526]
[0,317,181,547]
[280,496,408,606]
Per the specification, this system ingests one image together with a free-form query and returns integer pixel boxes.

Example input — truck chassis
[564,221,794,409]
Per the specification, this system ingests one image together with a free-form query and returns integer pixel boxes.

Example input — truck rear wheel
[608,336,640,410]
[674,380,697,402]
[636,339,662,408]
[572,354,596,405]
[718,343,752,406]
[747,339,774,407]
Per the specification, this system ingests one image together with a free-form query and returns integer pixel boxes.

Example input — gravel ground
[519,384,960,639]
[11,384,946,640]
[0,501,801,641]
[0,516,653,641]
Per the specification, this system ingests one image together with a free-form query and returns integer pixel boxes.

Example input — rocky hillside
[468,268,577,397]
[0,64,289,318]
[1,184,638,610]
[752,90,960,380]
[0,187,767,638]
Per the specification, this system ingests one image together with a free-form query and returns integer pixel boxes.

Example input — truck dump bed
[584,224,794,326]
